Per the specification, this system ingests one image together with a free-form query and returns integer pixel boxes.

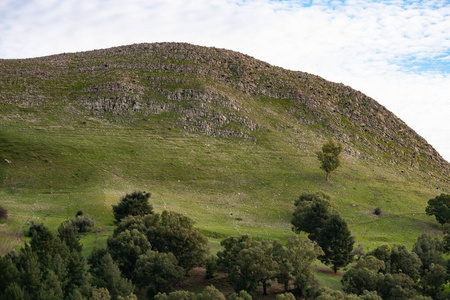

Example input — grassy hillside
[0,43,449,256]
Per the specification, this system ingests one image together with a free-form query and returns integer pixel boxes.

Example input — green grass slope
[0,43,449,255]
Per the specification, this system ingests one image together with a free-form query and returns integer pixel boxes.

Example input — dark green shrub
[112,191,153,224]
[0,206,7,221]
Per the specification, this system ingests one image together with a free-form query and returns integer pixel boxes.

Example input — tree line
[1,189,450,299]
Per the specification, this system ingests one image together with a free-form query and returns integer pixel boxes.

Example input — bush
[71,211,95,232]
[0,206,8,221]
[374,207,382,215]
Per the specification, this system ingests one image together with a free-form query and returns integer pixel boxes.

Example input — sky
[1,0,449,161]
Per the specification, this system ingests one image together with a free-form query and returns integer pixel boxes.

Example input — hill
[0,42,449,254]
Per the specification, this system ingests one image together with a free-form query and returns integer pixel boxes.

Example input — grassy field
[0,114,445,256]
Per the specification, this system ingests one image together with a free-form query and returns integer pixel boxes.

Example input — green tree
[425,194,450,225]
[217,235,256,273]
[228,241,278,295]
[107,228,151,280]
[89,252,134,300]
[0,255,20,294]
[420,264,447,299]
[272,239,293,292]
[196,285,226,300]
[388,244,421,281]
[135,250,184,298]
[286,235,322,296]
[57,221,83,253]
[3,282,25,300]
[154,290,197,300]
[368,244,422,281]
[291,192,335,241]
[64,250,91,297]
[91,287,111,300]
[317,214,354,273]
[112,191,153,224]
[15,246,43,296]
[377,273,416,300]
[205,255,218,279]
[112,211,208,273]
[317,139,343,181]
[27,222,68,263]
[146,210,209,272]
[37,270,64,300]
[342,256,385,295]
[412,234,443,276]
[228,290,252,300]
[275,293,296,300]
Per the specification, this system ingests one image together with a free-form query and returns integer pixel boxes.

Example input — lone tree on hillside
[317,139,343,181]
[112,191,153,224]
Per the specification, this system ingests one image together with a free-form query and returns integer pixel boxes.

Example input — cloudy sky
[1,0,449,161]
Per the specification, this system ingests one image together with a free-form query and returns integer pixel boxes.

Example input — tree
[291,192,336,241]
[57,221,83,253]
[228,290,253,300]
[275,293,296,300]
[64,250,92,297]
[341,256,385,295]
[217,235,256,273]
[228,241,278,295]
[412,234,443,276]
[37,270,64,300]
[89,252,134,300]
[420,264,447,299]
[196,285,226,300]
[154,290,197,300]
[3,282,25,300]
[107,228,152,280]
[425,193,450,225]
[0,255,20,295]
[284,235,322,296]
[135,250,185,298]
[377,273,416,300]
[112,191,153,224]
[113,211,209,273]
[317,139,343,181]
[317,214,354,273]
[388,244,421,281]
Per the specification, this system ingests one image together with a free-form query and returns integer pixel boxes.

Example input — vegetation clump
[0,206,7,221]
[112,191,153,224]
[317,139,343,181]
[374,207,382,215]
[71,210,95,232]
[425,193,450,225]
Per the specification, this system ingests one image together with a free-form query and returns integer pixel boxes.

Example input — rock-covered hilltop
[0,42,448,181]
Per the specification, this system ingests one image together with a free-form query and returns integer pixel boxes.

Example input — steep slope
[0,43,449,253]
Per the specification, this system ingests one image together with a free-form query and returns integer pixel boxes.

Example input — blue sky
[0,0,449,161]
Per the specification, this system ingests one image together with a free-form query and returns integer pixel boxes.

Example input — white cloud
[0,0,449,160]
